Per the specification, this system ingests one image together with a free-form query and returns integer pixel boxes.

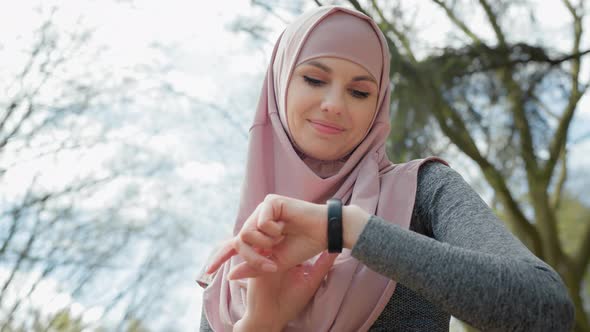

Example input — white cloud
[177,160,226,184]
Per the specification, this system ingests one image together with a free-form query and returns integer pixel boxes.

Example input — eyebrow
[303,60,378,84]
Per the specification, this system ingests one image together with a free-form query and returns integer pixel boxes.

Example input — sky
[1,0,589,331]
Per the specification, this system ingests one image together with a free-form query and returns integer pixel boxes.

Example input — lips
[311,119,344,130]
[308,119,345,135]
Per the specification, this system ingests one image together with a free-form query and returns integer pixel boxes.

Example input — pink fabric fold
[198,5,447,331]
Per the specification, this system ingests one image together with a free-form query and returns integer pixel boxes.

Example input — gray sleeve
[351,162,574,331]
[200,306,214,332]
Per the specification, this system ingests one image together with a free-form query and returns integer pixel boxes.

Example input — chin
[295,134,349,160]
[303,147,343,161]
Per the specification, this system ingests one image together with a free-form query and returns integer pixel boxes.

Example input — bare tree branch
[431,0,483,44]
[551,149,567,211]
[500,70,540,179]
[0,101,36,150]
[0,175,42,258]
[369,0,417,63]
[251,0,289,24]
[0,215,42,305]
[427,84,544,255]
[478,0,507,46]
[455,47,590,77]
[543,0,584,183]
[561,0,580,19]
[347,0,370,16]
[0,102,19,136]
[0,248,57,331]
[575,219,590,276]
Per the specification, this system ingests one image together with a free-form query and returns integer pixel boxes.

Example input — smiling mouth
[308,120,345,135]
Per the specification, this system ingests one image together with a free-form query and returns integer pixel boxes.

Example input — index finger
[206,239,238,274]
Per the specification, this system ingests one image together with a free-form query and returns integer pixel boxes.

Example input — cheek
[285,91,306,137]
[352,105,378,137]
[353,116,370,137]
[286,84,314,124]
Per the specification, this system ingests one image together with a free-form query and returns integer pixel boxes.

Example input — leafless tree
[0,4,202,331]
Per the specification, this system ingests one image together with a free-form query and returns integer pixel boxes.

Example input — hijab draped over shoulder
[199,5,446,331]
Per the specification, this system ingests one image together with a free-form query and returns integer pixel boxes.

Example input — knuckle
[231,237,239,249]
[262,237,274,248]
[258,217,269,228]
[257,256,270,267]
[264,193,281,203]
[238,231,249,243]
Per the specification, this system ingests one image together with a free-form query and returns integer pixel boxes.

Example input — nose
[320,86,346,115]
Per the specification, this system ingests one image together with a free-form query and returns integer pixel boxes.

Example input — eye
[350,89,370,99]
[303,75,324,86]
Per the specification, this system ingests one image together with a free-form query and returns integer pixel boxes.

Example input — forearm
[345,162,573,331]
[342,205,371,250]
[351,216,573,331]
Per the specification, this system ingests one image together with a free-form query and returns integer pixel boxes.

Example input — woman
[198,5,574,332]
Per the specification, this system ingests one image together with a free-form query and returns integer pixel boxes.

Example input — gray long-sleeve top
[200,162,574,331]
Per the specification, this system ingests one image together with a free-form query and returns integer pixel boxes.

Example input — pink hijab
[199,5,446,331]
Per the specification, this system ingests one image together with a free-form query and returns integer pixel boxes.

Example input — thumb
[307,251,337,285]
[227,261,266,280]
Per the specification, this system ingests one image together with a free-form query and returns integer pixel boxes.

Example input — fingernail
[262,263,277,272]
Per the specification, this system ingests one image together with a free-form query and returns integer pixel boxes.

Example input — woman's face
[286,57,379,161]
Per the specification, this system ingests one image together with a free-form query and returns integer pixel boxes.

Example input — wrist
[342,205,370,249]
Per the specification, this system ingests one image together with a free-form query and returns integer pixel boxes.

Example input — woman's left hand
[234,251,337,331]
